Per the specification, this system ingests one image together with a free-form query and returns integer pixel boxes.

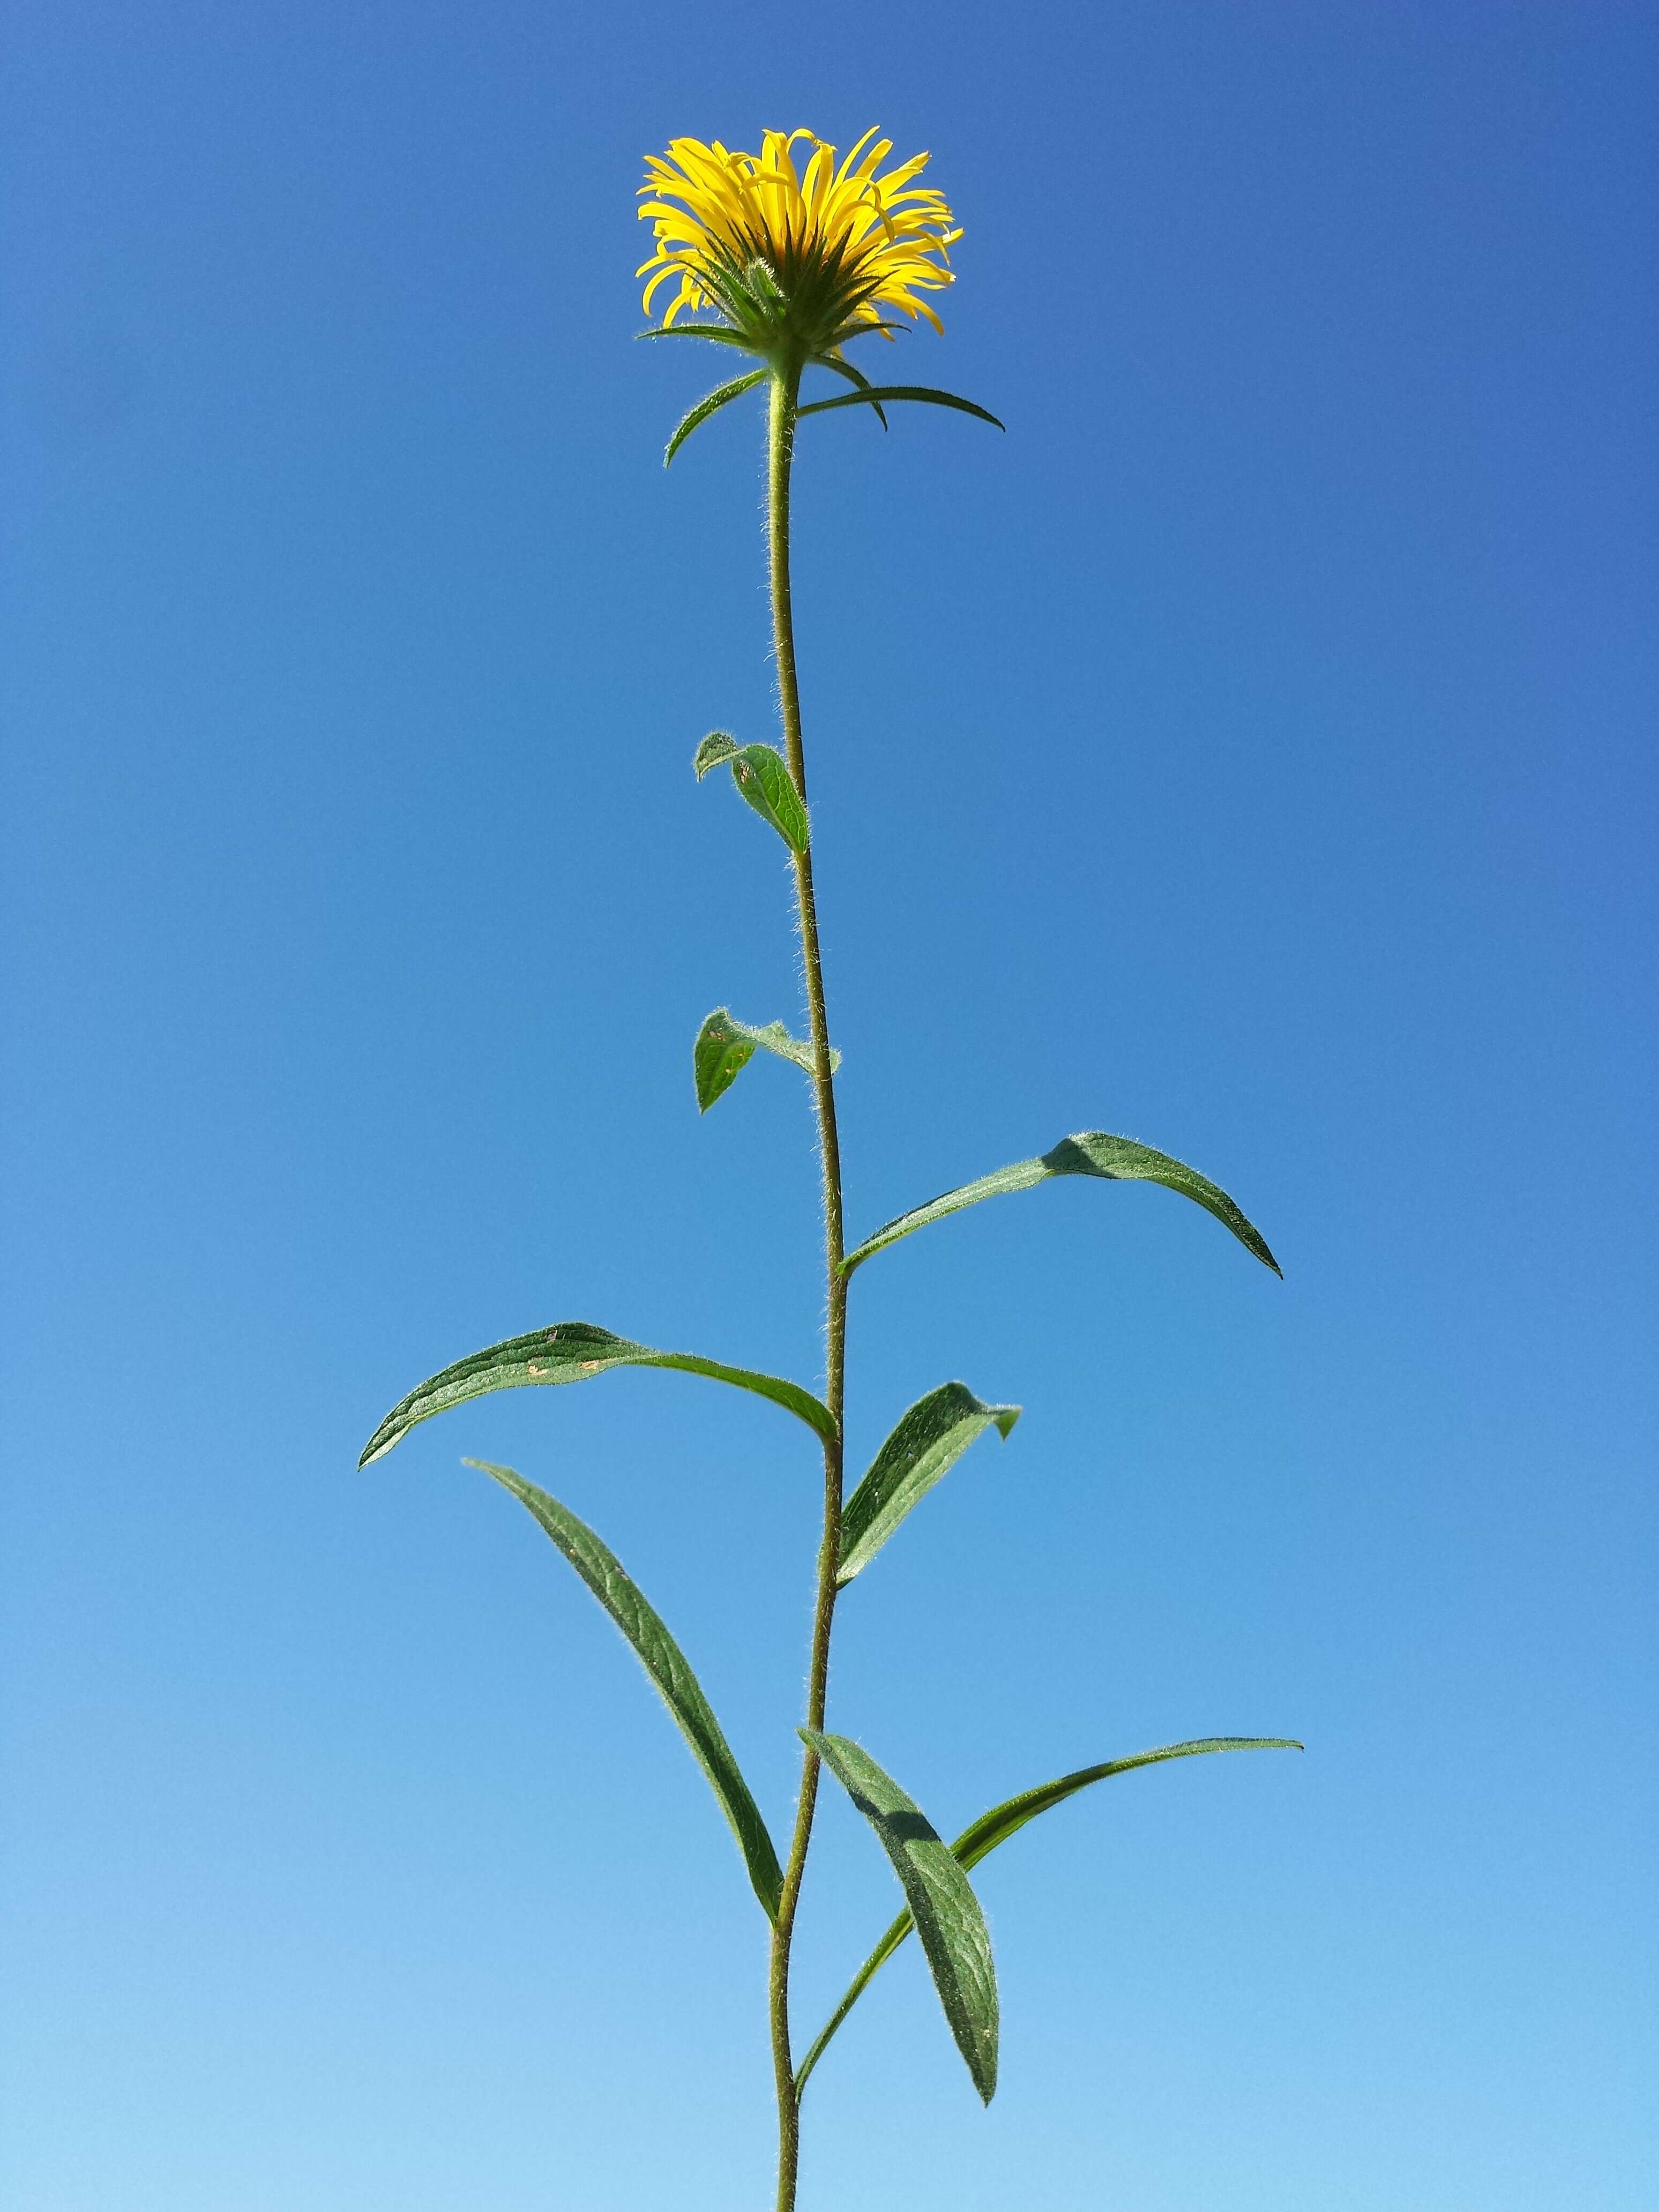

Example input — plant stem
[765,363,847,2212]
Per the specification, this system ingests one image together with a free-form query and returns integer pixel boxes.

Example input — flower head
[638,128,961,363]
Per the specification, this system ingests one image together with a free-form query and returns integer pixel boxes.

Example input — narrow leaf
[838,1382,1019,1584]
[694,1007,839,1112]
[804,1730,999,2103]
[811,351,888,429]
[664,369,767,465]
[636,324,757,351]
[796,1735,1301,2093]
[468,1459,783,1921]
[795,384,1005,431]
[823,320,910,343]
[359,1320,835,1466]
[843,1130,1280,1278]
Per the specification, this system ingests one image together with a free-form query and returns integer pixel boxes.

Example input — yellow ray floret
[638,128,961,349]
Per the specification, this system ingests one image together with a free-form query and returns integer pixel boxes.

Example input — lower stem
[764,365,848,2212]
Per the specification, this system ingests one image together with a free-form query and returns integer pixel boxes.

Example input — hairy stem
[765,364,848,2212]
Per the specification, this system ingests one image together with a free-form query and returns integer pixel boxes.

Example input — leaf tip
[693,730,739,780]
[357,1424,397,1468]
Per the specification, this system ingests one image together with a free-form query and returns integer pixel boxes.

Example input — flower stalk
[761,360,850,2212]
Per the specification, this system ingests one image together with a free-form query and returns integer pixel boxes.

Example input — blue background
[2,4,1654,2207]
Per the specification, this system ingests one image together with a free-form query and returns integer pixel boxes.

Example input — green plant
[361,124,1297,2212]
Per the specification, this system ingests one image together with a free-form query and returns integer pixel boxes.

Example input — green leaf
[823,320,911,344]
[804,1730,999,2103]
[467,1458,784,1922]
[842,1130,1281,1279]
[636,324,757,351]
[359,1320,835,1465]
[731,746,811,853]
[794,384,1004,431]
[796,1735,1301,2093]
[838,1382,1019,1585]
[692,729,741,777]
[664,369,767,465]
[692,731,811,854]
[693,1007,839,1112]
[810,350,888,428]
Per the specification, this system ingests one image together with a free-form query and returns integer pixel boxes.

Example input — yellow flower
[638,128,961,361]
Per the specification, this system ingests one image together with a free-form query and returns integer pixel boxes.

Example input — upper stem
[765,364,849,2212]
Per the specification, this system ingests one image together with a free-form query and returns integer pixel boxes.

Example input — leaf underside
[694,1007,840,1113]
[468,1459,784,1922]
[842,1131,1281,1279]
[358,1320,835,1465]
[804,1730,999,2103]
[795,1734,1302,2094]
[838,1381,1019,1584]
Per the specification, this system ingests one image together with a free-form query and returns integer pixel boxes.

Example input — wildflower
[638,128,960,362]
[638,127,1000,462]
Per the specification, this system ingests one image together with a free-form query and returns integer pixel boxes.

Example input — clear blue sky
[3,5,1654,2208]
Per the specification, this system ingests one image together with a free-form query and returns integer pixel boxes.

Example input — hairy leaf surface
[468,1459,783,1921]
[693,731,810,853]
[663,369,767,465]
[838,1382,1019,1584]
[795,1735,1301,2091]
[360,1320,834,1464]
[804,1730,999,2103]
[693,1008,839,1113]
[636,324,757,350]
[842,1131,1280,1277]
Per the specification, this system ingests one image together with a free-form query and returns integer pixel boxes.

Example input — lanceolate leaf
[842,1131,1281,1279]
[636,324,757,350]
[694,1007,840,1113]
[795,1735,1302,2093]
[795,384,1005,431]
[804,1730,999,2103]
[810,350,888,429]
[663,369,768,465]
[838,1382,1019,1585]
[693,731,811,854]
[468,1459,784,1922]
[359,1320,835,1466]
